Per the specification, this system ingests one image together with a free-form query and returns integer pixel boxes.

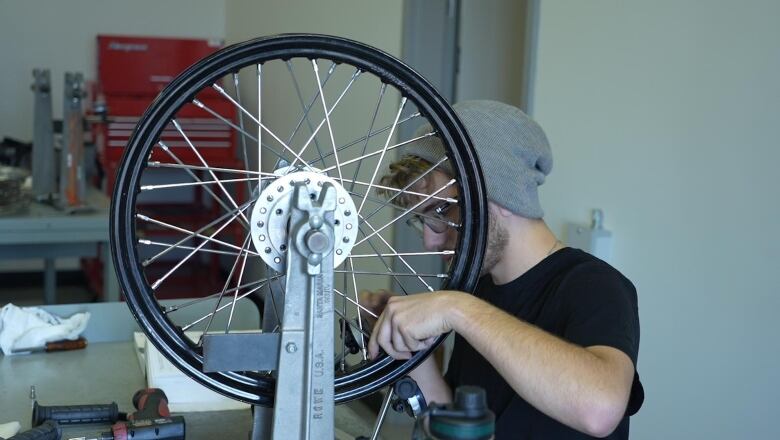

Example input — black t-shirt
[444,247,643,439]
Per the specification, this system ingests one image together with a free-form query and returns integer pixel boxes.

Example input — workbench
[0,188,118,303]
[0,341,256,439]
[0,302,388,439]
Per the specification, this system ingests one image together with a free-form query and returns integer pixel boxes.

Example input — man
[365,100,643,439]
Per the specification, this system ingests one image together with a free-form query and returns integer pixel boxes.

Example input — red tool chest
[95,35,237,174]
[89,35,244,300]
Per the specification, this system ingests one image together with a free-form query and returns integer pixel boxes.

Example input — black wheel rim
[110,34,487,406]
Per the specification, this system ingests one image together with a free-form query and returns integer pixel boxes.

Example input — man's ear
[488,201,513,218]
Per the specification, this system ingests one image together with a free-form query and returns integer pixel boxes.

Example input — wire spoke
[192,99,287,163]
[142,207,249,290]
[320,131,436,174]
[266,274,284,331]
[181,282,266,332]
[148,161,270,177]
[346,184,455,206]
[351,224,411,297]
[334,308,372,340]
[345,189,457,227]
[357,214,434,292]
[286,60,336,165]
[360,156,451,224]
[212,82,317,171]
[355,179,456,246]
[349,83,386,195]
[287,68,362,171]
[347,257,368,360]
[312,59,343,185]
[256,64,263,187]
[334,288,378,319]
[232,73,255,194]
[334,270,447,278]
[140,239,246,258]
[141,176,274,191]
[356,97,407,216]
[156,141,250,230]
[226,234,252,332]
[140,200,254,266]
[347,251,454,258]
[200,234,252,344]
[163,276,282,315]
[317,112,422,164]
[173,119,250,226]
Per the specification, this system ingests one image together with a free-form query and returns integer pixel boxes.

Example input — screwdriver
[12,338,87,354]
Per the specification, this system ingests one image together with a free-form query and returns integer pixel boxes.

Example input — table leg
[44,258,56,304]
[103,242,119,302]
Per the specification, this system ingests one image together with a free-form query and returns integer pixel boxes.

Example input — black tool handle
[8,420,60,440]
[32,401,120,426]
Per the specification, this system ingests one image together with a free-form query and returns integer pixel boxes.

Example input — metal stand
[203,172,345,440]
[31,69,56,200]
[271,180,337,439]
[59,72,89,212]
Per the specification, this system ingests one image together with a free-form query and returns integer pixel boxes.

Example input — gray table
[0,303,385,439]
[0,341,255,439]
[0,188,118,303]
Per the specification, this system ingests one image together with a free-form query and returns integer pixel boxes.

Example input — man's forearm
[449,294,633,437]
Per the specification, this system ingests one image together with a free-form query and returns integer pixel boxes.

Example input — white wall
[456,0,527,106]
[533,1,780,438]
[225,0,403,56]
[0,0,226,141]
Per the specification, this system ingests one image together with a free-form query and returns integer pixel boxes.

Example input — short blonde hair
[377,155,434,207]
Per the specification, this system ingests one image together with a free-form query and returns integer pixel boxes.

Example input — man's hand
[367,290,470,360]
[358,289,393,327]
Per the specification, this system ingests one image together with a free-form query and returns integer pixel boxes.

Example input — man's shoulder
[551,248,637,304]
[556,248,634,287]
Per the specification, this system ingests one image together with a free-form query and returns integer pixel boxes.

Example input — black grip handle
[8,420,60,440]
[32,401,120,426]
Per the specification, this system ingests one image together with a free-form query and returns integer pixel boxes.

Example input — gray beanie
[404,100,553,218]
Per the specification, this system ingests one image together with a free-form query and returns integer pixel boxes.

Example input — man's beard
[479,210,509,277]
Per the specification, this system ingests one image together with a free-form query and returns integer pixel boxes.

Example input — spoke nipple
[256,221,264,227]
[304,178,311,185]
[280,244,287,251]
[260,207,267,214]
[265,247,272,254]
[310,193,316,200]
[342,237,349,243]
[276,208,283,215]
[277,186,283,192]
[286,342,297,353]
[317,181,323,187]
[344,210,351,216]
[267,195,274,202]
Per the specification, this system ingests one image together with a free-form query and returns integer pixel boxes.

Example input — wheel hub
[250,170,358,272]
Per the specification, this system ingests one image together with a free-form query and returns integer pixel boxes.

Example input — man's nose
[422,227,446,251]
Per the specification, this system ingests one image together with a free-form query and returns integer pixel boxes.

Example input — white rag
[0,304,90,355]
[0,421,21,438]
